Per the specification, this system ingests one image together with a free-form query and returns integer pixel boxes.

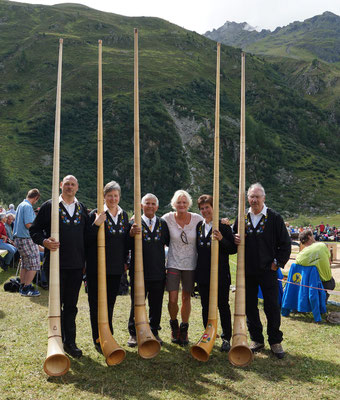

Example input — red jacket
[0,222,8,241]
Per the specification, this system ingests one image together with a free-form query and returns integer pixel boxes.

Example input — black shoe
[170,319,180,344]
[94,342,102,354]
[179,322,189,346]
[64,343,83,358]
[220,340,231,352]
[154,334,163,346]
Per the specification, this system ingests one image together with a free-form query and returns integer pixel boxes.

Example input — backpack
[3,277,21,292]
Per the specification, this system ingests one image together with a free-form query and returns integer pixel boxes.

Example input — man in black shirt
[127,193,170,346]
[30,175,91,358]
[234,183,291,359]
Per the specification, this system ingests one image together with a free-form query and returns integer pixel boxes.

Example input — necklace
[175,212,190,228]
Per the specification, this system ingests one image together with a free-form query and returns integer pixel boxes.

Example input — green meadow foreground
[0,256,339,400]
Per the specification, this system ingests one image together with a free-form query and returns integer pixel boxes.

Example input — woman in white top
[162,190,203,345]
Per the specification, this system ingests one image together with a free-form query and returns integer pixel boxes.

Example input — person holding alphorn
[86,180,130,354]
[30,175,90,358]
[127,193,170,347]
[195,194,237,352]
[233,182,291,359]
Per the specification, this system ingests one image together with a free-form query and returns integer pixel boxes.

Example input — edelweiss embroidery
[60,203,82,225]
[106,213,126,235]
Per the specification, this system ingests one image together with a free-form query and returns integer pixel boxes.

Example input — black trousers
[322,277,336,302]
[87,273,122,345]
[245,270,283,345]
[128,278,165,336]
[44,267,83,345]
[198,279,232,341]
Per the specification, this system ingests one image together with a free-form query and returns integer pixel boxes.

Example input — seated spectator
[296,229,335,303]
[7,204,16,217]
[5,213,20,264]
[0,213,17,270]
[5,213,15,241]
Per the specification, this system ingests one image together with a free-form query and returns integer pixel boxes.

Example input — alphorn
[191,43,221,362]
[133,28,161,359]
[44,39,70,377]
[97,40,126,365]
[228,52,253,367]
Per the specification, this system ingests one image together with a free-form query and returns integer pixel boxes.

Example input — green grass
[1,259,339,400]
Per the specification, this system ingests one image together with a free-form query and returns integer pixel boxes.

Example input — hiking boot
[154,334,163,346]
[64,343,83,358]
[179,322,189,346]
[170,319,180,344]
[270,343,285,359]
[127,335,137,347]
[220,339,231,353]
[250,341,265,353]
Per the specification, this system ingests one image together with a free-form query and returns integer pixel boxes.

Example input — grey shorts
[166,268,195,293]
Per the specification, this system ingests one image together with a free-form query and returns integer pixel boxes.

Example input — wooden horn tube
[228,52,253,367]
[133,28,160,359]
[97,40,126,366]
[191,43,221,362]
[44,38,70,377]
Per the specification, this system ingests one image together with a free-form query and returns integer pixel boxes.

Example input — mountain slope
[1,1,340,216]
[245,12,340,63]
[204,12,340,119]
[205,21,270,49]
[204,12,340,63]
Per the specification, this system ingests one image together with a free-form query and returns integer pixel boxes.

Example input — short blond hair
[170,190,192,210]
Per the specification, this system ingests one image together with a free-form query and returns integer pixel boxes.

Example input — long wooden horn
[97,40,126,366]
[44,39,70,377]
[228,52,253,367]
[191,43,221,362]
[133,28,161,359]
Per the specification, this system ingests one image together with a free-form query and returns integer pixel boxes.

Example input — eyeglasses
[180,230,188,245]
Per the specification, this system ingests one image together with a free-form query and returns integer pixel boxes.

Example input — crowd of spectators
[286,222,340,242]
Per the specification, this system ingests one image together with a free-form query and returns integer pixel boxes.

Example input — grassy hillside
[205,13,340,115]
[1,1,340,217]
[244,12,340,63]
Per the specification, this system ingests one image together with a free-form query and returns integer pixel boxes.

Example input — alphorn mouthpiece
[98,39,102,44]
[59,38,63,44]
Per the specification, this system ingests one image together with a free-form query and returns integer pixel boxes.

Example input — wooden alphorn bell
[97,40,126,365]
[191,43,221,362]
[43,39,71,377]
[228,52,253,367]
[133,28,161,359]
